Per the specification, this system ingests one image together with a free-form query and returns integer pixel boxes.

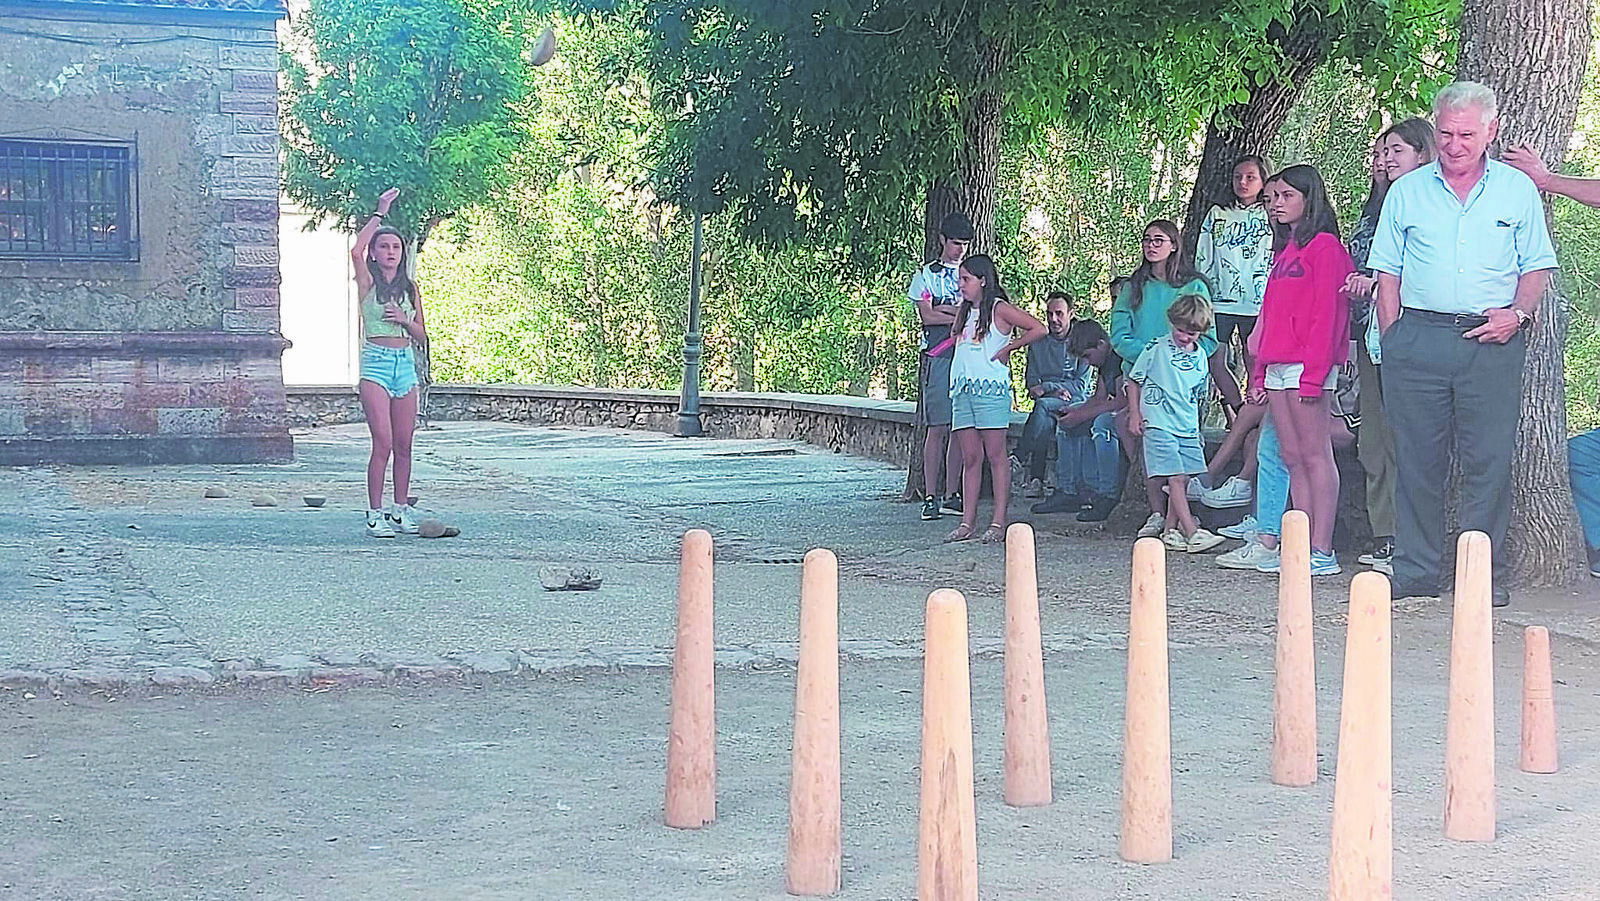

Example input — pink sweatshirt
[1251,232,1354,398]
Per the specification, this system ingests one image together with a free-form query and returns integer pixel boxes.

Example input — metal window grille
[0,138,139,261]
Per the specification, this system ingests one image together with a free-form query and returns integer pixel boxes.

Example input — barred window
[0,138,138,261]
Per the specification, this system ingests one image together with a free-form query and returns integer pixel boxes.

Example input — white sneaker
[1186,528,1226,554]
[1254,547,1283,573]
[1310,551,1342,577]
[1024,477,1045,499]
[366,509,395,538]
[389,503,420,535]
[1138,512,1165,538]
[1217,540,1275,570]
[1187,478,1205,501]
[1201,476,1253,509]
[1161,528,1188,550]
[1373,558,1393,577]
[1219,514,1258,541]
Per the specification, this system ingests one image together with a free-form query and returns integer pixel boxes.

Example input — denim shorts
[1142,426,1205,477]
[951,388,1013,431]
[360,342,419,398]
[919,354,954,427]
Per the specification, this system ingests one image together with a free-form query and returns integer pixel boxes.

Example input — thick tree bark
[1180,15,1333,254]
[1457,0,1593,585]
[904,32,1009,500]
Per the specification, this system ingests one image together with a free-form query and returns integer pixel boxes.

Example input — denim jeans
[1255,414,1289,538]
[1055,410,1122,499]
[1569,428,1600,551]
[1021,396,1067,460]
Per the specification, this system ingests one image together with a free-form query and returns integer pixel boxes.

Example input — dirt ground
[5,637,1600,900]
[4,423,1600,899]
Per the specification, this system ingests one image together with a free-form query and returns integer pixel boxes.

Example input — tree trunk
[955,34,1006,257]
[1180,17,1333,254]
[1457,0,1593,585]
[904,32,1009,500]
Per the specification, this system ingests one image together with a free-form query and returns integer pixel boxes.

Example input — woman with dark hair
[944,254,1047,544]
[1251,165,1354,575]
[1195,155,1273,374]
[1341,116,1436,574]
[1110,219,1220,538]
[351,187,427,538]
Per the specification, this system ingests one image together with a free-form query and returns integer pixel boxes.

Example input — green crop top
[361,286,416,340]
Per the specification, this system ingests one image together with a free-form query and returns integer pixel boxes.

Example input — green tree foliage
[568,0,1298,262]
[570,0,1457,270]
[1554,21,1600,431]
[416,11,1600,446]
[420,14,1202,395]
[280,0,536,246]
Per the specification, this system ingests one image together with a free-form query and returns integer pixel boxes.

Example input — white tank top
[949,306,1013,398]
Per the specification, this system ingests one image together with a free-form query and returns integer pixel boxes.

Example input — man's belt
[1403,308,1490,329]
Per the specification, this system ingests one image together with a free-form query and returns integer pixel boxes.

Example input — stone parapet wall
[0,331,292,464]
[288,385,951,463]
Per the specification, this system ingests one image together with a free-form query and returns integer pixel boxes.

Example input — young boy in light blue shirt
[1128,294,1226,554]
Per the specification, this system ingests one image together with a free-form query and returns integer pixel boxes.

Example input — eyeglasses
[1140,236,1169,245]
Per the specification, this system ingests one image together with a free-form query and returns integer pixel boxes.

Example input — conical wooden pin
[1004,523,1052,807]
[1329,572,1393,901]
[1273,510,1317,786]
[665,528,716,829]
[916,589,977,901]
[787,549,842,895]
[1120,537,1172,864]
[1521,625,1558,774]
[1444,530,1495,842]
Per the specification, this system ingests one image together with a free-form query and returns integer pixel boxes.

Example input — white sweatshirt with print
[1194,204,1273,317]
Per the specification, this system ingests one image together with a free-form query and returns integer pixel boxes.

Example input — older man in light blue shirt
[1367,81,1557,607]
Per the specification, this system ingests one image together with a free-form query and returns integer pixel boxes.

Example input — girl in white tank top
[943,255,1048,545]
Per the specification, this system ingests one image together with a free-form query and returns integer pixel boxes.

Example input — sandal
[945,522,978,543]
[980,523,1006,544]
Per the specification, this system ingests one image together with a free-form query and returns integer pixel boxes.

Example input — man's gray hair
[1434,81,1499,124]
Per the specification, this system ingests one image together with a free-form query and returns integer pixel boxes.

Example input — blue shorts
[951,388,1013,431]
[1142,427,1205,478]
[360,342,418,398]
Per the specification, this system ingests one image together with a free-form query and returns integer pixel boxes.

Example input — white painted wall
[279,206,359,386]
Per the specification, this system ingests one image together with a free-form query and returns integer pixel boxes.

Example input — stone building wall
[0,0,291,464]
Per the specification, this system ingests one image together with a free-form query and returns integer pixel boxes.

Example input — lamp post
[676,210,705,437]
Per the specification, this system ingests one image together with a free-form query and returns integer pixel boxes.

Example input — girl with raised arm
[351,187,427,538]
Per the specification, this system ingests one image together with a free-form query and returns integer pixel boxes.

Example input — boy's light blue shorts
[1143,426,1204,478]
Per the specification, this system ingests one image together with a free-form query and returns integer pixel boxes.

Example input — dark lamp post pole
[676,210,705,437]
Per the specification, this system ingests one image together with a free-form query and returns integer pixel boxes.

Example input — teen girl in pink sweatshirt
[1249,164,1354,571]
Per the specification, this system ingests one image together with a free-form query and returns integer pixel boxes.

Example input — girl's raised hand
[377,187,400,215]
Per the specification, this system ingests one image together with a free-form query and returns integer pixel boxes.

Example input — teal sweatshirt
[1109,276,1217,374]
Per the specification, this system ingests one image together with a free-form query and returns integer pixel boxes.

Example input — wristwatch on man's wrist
[1514,308,1534,330]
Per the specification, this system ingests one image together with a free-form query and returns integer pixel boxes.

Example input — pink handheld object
[926,336,955,357]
